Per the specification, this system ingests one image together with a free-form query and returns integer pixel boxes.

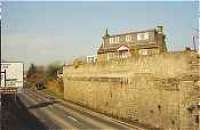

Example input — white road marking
[67,116,78,122]
[23,92,78,130]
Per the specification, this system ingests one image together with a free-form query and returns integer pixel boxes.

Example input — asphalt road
[1,89,146,130]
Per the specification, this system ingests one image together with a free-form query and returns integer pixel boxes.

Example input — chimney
[156,25,163,34]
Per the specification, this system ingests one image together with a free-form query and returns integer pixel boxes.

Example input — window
[119,50,129,59]
[115,37,120,43]
[137,32,149,41]
[109,37,120,44]
[109,37,114,44]
[139,49,148,55]
[107,53,110,61]
[195,115,199,124]
[144,32,149,39]
[125,35,132,42]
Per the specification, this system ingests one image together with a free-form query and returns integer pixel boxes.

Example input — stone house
[97,26,167,62]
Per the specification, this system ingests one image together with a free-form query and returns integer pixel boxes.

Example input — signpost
[0,62,24,95]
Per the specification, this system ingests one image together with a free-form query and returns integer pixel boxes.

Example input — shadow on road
[1,94,48,130]
[28,100,59,109]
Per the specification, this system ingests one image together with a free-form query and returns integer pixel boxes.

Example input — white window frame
[115,37,120,43]
[109,37,114,44]
[144,32,149,40]
[107,53,110,61]
[137,32,149,41]
[139,49,148,55]
[125,35,132,42]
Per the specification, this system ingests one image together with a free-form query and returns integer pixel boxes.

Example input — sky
[1,1,199,69]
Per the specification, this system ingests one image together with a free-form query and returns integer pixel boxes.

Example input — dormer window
[137,32,149,41]
[109,37,120,44]
[125,35,132,42]
[109,37,114,44]
[115,37,120,43]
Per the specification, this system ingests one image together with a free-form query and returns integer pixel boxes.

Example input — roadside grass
[41,88,64,99]
[42,88,64,99]
[42,79,64,99]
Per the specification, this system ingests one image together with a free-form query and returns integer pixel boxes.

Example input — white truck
[1,62,24,93]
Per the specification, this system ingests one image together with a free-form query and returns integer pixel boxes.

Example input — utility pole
[192,26,199,53]
[193,36,197,51]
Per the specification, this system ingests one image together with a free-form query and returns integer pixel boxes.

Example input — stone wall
[63,51,200,130]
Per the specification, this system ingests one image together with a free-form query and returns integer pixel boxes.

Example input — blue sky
[1,1,199,68]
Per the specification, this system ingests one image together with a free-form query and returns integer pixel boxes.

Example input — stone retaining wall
[64,51,200,129]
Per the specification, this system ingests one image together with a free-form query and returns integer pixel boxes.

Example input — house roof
[97,43,159,54]
[104,29,156,38]
[117,45,129,51]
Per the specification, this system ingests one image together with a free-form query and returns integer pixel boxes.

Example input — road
[1,89,147,130]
